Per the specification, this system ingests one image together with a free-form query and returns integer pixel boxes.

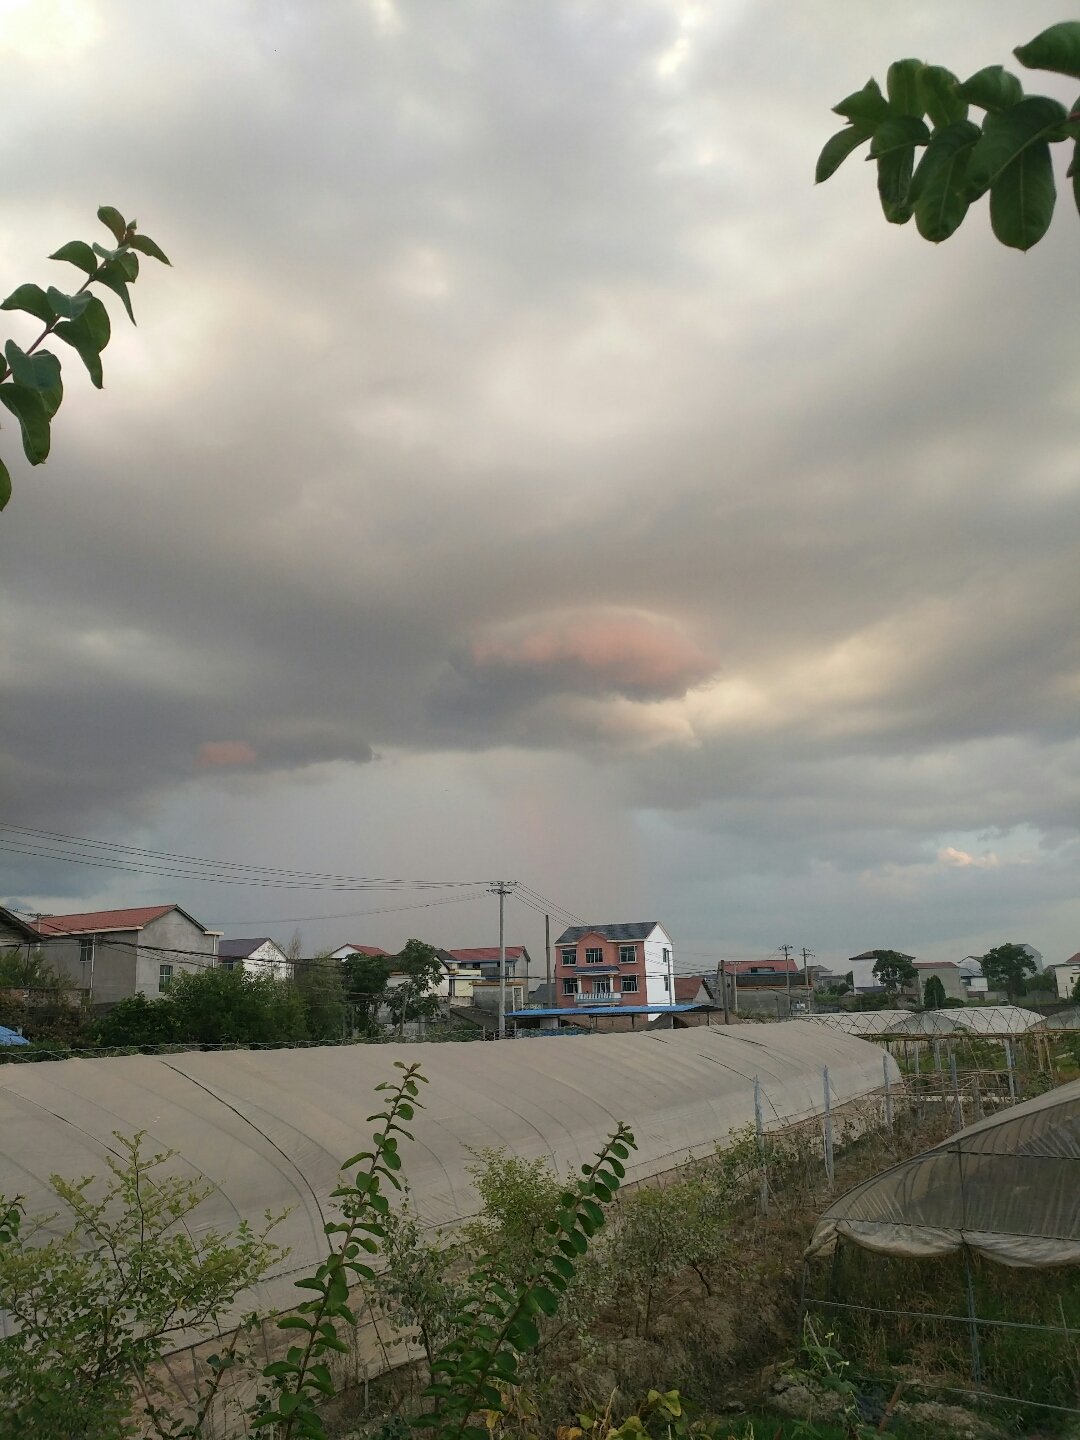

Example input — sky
[1,1,1078,979]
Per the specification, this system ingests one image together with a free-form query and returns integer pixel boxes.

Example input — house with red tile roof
[330,943,391,960]
[553,922,675,1015]
[35,904,221,1005]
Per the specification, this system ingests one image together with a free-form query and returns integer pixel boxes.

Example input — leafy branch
[0,204,169,511]
[417,1122,638,1440]
[255,1060,428,1440]
[817,20,1080,250]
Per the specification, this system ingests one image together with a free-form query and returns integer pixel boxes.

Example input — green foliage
[342,950,392,1033]
[869,951,917,996]
[0,1133,282,1440]
[817,23,1080,249]
[93,991,181,1047]
[293,954,350,1041]
[0,945,68,989]
[463,1147,569,1282]
[417,1123,637,1440]
[921,975,947,1011]
[379,1200,465,1370]
[255,1062,428,1439]
[0,206,168,510]
[386,939,445,1035]
[978,942,1037,1001]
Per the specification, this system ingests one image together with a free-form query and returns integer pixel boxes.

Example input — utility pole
[490,882,514,1039]
[545,913,551,999]
[801,947,816,1013]
[780,944,794,1013]
[716,957,730,1024]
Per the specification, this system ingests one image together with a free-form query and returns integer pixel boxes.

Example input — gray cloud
[2,0,1078,962]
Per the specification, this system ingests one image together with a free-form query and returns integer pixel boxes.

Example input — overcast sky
[2,1,1078,976]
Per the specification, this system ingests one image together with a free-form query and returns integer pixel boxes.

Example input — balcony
[574,990,620,1005]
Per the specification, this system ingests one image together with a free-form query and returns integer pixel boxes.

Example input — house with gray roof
[553,921,675,1016]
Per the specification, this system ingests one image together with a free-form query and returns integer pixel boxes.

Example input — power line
[0,823,488,891]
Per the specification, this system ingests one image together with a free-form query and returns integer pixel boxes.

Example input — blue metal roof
[0,1025,30,1047]
[508,1003,705,1019]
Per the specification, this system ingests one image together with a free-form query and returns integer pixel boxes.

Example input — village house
[35,904,221,1005]
[553,922,675,1014]
[218,936,292,981]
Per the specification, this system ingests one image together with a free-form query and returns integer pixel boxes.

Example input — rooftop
[555,922,660,945]
[35,904,216,937]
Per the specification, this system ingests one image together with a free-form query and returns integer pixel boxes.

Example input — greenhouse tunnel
[0,1024,896,1344]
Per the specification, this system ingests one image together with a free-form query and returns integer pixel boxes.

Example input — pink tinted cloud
[196,740,258,769]
[470,611,714,698]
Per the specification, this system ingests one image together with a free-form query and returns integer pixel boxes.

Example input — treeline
[0,941,446,1051]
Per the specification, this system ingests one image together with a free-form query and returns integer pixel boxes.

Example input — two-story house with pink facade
[553,922,675,1015]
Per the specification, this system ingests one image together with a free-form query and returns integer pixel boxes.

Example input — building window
[663,947,671,965]
[561,948,577,966]
[593,977,612,995]
[220,958,238,971]
[562,977,579,995]
[619,944,636,963]
[585,948,603,964]
[662,975,670,993]
[159,963,174,993]
[621,975,639,994]
[79,936,95,965]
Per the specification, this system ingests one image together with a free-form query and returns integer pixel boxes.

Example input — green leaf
[128,232,171,265]
[508,1315,540,1351]
[990,140,1056,250]
[870,117,929,224]
[579,1197,605,1228]
[94,262,136,324]
[887,59,925,118]
[956,65,1024,113]
[0,456,10,511]
[833,77,889,125]
[1071,136,1080,222]
[869,115,931,159]
[49,241,98,276]
[0,384,51,464]
[1015,22,1080,81]
[45,287,92,321]
[531,1285,559,1316]
[1,283,56,326]
[815,124,873,183]
[910,119,981,242]
[918,65,967,128]
[114,250,140,282]
[98,205,128,243]
[966,97,1068,199]
[278,1392,303,1416]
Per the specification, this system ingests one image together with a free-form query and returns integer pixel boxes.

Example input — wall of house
[554,927,674,1013]
[915,964,966,1002]
[1054,964,1080,1000]
[133,912,218,999]
[0,919,36,952]
[241,941,290,981]
[43,931,138,1005]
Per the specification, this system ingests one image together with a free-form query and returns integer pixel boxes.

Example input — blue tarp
[0,1026,29,1047]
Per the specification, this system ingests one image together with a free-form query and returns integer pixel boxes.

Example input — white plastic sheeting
[808,1077,1080,1267]
[804,1006,1045,1038]
[0,1026,895,1335]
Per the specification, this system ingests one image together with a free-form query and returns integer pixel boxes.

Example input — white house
[218,937,292,981]
[1050,956,1080,1001]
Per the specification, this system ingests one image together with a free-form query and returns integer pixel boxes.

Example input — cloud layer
[1,1,1078,968]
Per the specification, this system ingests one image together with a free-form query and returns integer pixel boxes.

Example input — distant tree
[1024,969,1056,994]
[817,22,1080,252]
[922,975,947,1010]
[341,951,390,1034]
[94,993,179,1048]
[285,930,303,970]
[980,942,1038,1001]
[385,939,444,1038]
[1,206,169,512]
[168,967,307,1045]
[292,954,348,1042]
[1072,973,1080,1004]
[0,947,68,990]
[871,950,918,997]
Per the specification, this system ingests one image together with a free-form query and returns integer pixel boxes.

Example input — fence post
[1004,1039,1016,1103]
[883,1052,894,1131]
[963,1248,983,1389]
[754,1075,768,1216]
[949,1050,963,1132]
[823,1066,835,1188]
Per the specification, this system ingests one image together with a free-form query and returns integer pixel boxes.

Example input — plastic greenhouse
[0,1025,896,1338]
